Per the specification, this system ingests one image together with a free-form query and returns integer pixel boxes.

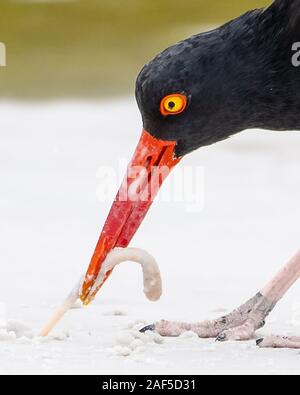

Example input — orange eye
[160,94,187,116]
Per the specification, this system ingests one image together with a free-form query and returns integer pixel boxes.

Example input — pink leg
[218,250,300,342]
[148,251,300,345]
[154,293,268,338]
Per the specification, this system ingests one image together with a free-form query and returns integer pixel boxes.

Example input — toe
[216,333,227,342]
[256,335,300,349]
[215,321,256,341]
[139,324,156,333]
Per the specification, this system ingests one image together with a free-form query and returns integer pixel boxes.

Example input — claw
[216,333,227,342]
[140,324,156,333]
[256,338,264,346]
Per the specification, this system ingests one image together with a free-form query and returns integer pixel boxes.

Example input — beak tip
[79,284,91,305]
[79,291,93,306]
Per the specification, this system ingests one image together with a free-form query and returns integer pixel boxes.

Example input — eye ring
[160,93,188,116]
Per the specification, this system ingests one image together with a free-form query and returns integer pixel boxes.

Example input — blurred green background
[0,0,271,99]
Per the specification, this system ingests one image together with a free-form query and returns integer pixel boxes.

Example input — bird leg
[255,250,300,349]
[152,292,273,340]
[143,250,300,346]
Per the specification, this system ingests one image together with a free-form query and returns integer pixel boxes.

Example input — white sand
[0,100,300,374]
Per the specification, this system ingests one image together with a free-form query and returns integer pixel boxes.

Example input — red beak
[80,130,181,304]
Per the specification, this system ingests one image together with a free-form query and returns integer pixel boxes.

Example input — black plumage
[135,0,300,157]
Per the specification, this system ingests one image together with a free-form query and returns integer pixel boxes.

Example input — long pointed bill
[80,130,181,305]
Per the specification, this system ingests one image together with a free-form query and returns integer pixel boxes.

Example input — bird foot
[141,293,275,342]
[257,335,300,349]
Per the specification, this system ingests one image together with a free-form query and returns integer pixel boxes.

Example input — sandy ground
[0,99,300,375]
